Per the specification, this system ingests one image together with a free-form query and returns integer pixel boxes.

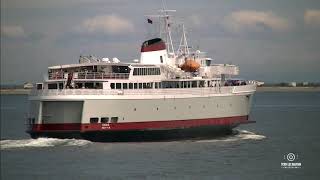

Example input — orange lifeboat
[180,59,200,72]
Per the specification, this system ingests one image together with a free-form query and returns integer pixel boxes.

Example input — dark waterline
[1,92,320,179]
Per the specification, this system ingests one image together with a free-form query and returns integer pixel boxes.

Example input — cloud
[223,10,290,33]
[304,9,320,27]
[1,25,27,38]
[78,14,134,35]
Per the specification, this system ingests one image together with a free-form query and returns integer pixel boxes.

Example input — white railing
[48,72,129,80]
[75,72,129,79]
[31,84,256,97]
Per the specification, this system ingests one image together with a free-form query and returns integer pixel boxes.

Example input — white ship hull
[27,85,255,141]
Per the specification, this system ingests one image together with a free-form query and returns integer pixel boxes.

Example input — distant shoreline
[0,89,31,95]
[257,86,320,92]
[1,87,319,95]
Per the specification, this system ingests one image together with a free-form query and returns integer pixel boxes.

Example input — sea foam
[0,138,91,150]
[196,129,266,143]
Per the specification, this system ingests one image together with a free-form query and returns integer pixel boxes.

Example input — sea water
[1,92,319,179]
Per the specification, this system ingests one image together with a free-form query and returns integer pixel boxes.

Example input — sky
[1,0,320,84]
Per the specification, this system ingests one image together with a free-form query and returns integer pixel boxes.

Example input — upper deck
[48,62,133,81]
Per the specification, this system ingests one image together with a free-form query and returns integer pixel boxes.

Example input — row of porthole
[89,117,119,124]
[133,104,233,111]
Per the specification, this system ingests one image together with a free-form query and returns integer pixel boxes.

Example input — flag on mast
[147,18,153,24]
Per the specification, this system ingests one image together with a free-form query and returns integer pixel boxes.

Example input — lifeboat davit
[180,59,200,72]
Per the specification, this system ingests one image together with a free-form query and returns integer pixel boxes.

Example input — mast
[146,2,176,57]
[177,24,190,56]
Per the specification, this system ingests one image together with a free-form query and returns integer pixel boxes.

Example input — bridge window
[133,67,161,76]
[90,117,99,123]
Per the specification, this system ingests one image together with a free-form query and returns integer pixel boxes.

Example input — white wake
[0,138,91,150]
[196,130,266,143]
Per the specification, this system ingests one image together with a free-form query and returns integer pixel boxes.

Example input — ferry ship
[27,8,256,142]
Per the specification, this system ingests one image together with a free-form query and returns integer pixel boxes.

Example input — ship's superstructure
[27,8,256,142]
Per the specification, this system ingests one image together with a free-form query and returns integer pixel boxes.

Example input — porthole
[110,117,118,123]
[101,117,109,123]
[90,117,99,123]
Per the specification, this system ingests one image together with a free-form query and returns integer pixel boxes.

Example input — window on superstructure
[48,83,58,89]
[37,83,43,90]
[129,83,133,89]
[85,83,94,89]
[110,83,115,89]
[143,83,147,89]
[123,83,128,89]
[138,83,142,89]
[112,66,130,73]
[192,81,197,88]
[199,81,205,87]
[134,83,138,89]
[133,68,138,75]
[116,83,121,89]
[101,117,109,123]
[205,60,211,66]
[110,117,118,123]
[183,81,187,88]
[58,83,63,89]
[155,82,158,89]
[95,83,103,89]
[90,117,99,123]
[160,56,163,63]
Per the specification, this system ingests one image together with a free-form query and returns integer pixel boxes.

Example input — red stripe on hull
[29,116,250,133]
[31,123,81,131]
